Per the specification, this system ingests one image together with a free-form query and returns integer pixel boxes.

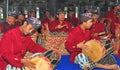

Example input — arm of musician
[55,24,64,29]
[1,35,23,67]
[2,54,23,67]
[63,23,71,29]
[91,33,98,38]
[27,37,47,53]
[55,22,70,30]
[65,33,81,53]
[48,21,57,32]
[77,41,89,50]
[21,58,36,69]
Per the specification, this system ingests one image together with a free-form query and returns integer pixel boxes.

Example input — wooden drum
[25,56,53,70]
[82,40,106,62]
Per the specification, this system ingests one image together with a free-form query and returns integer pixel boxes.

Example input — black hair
[8,15,17,19]
[79,16,92,24]
[16,13,25,19]
[21,19,29,25]
[79,18,91,25]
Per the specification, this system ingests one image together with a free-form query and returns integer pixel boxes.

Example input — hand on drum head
[77,41,90,50]
[82,40,106,62]
[21,58,36,69]
[92,33,99,37]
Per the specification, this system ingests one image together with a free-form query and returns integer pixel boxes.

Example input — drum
[82,40,106,62]
[25,50,61,70]
[25,56,52,70]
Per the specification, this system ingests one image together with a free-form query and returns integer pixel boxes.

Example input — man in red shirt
[106,4,119,39]
[65,13,92,63]
[49,9,71,32]
[29,9,36,17]
[16,13,25,25]
[65,9,78,27]
[65,13,119,70]
[0,13,20,33]
[114,10,120,29]
[0,17,59,70]
[41,10,51,25]
[106,4,119,22]
[90,12,106,40]
[41,10,55,33]
[113,10,120,58]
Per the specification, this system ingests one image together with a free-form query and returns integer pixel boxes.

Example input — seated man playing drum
[0,17,60,70]
[65,13,119,70]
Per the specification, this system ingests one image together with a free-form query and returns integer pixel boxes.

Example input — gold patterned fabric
[38,33,69,55]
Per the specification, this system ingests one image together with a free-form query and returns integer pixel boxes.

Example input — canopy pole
[6,0,9,19]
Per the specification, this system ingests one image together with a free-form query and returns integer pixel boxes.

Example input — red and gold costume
[49,20,71,32]
[0,27,46,70]
[65,25,91,62]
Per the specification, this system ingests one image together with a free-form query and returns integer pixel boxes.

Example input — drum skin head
[25,56,52,70]
[82,40,105,62]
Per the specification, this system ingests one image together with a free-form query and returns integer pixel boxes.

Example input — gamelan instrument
[82,39,113,62]
[25,50,61,70]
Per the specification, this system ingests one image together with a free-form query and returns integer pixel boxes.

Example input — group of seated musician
[65,12,120,70]
[0,5,120,70]
[64,4,120,70]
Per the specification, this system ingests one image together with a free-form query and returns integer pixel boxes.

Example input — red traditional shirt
[90,22,105,40]
[41,17,50,24]
[0,27,47,70]
[65,25,91,63]
[65,16,78,27]
[0,22,20,33]
[49,20,71,32]
[106,10,117,39]
[106,10,117,22]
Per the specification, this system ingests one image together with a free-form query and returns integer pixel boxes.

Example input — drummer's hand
[77,41,89,50]
[92,33,98,37]
[81,45,90,51]
[77,41,85,49]
[21,58,36,69]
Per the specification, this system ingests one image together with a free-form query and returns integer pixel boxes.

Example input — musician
[106,4,119,22]
[99,18,106,24]
[16,13,25,25]
[41,10,51,25]
[0,17,59,70]
[49,9,71,32]
[41,10,55,34]
[114,10,120,30]
[90,12,106,40]
[65,13,119,70]
[29,9,36,17]
[65,8,78,27]
[113,10,120,57]
[0,13,20,33]
[106,4,119,39]
[103,19,112,36]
